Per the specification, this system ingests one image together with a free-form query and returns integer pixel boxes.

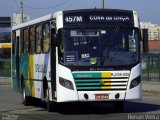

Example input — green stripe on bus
[73,73,101,78]
[77,86,101,90]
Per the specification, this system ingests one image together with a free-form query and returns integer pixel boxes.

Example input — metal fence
[0,58,11,77]
[142,53,160,81]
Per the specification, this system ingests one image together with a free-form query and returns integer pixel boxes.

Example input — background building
[140,22,160,53]
[148,25,160,40]
[12,13,31,26]
[140,22,160,40]
[148,40,160,53]
[140,22,152,29]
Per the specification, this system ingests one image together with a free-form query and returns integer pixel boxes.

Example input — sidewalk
[0,77,160,95]
[0,77,11,85]
[142,81,160,95]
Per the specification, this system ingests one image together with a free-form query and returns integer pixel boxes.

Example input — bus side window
[24,28,29,53]
[35,25,42,53]
[42,23,50,53]
[29,26,35,54]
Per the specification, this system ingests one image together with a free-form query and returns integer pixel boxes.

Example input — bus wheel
[113,101,125,112]
[45,89,56,112]
[22,82,31,106]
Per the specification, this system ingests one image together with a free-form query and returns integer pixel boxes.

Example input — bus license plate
[95,94,109,100]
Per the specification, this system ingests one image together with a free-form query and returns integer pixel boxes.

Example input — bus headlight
[59,77,74,90]
[130,76,141,89]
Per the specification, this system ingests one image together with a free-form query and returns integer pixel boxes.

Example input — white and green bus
[12,9,142,112]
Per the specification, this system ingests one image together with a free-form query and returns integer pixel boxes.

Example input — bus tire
[113,101,125,112]
[22,82,31,106]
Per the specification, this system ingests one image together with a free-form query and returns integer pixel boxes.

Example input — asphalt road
[0,85,160,120]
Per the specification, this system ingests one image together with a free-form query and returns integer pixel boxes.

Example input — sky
[0,0,160,25]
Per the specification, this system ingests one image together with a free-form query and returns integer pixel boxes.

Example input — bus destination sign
[63,10,134,27]
[65,15,130,23]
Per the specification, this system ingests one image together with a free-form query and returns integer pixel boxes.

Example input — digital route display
[63,9,134,27]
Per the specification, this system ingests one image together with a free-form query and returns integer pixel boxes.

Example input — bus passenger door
[15,36,20,91]
[50,27,57,100]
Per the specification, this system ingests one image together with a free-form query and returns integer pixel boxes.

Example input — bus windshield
[59,27,140,67]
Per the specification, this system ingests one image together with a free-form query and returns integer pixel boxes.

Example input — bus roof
[12,13,57,30]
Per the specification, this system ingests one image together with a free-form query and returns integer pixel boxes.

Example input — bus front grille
[75,78,128,91]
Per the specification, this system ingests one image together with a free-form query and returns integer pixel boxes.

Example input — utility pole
[101,0,105,9]
[21,1,23,23]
